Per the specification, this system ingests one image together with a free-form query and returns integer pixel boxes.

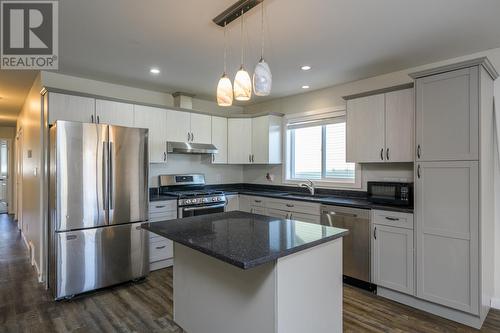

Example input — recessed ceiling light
[301,65,311,71]
[302,85,310,89]
[150,68,160,75]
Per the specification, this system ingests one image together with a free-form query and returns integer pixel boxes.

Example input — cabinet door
[190,113,212,144]
[346,94,386,162]
[252,116,269,163]
[289,212,321,224]
[48,93,95,124]
[211,116,227,164]
[250,206,267,215]
[225,195,239,211]
[372,224,414,295]
[385,89,414,162]
[134,105,168,163]
[267,208,290,219]
[166,110,191,142]
[228,118,252,164]
[415,67,478,161]
[95,100,134,127]
[415,161,478,314]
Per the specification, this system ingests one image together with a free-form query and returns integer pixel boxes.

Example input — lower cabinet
[148,200,177,271]
[225,194,239,211]
[372,224,414,295]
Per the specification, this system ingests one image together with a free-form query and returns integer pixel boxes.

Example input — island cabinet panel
[48,92,95,124]
[95,99,135,127]
[228,118,252,164]
[346,94,385,162]
[225,195,239,211]
[371,223,414,295]
[211,116,228,164]
[133,105,168,163]
[415,67,478,162]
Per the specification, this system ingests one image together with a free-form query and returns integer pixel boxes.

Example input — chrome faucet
[298,179,315,196]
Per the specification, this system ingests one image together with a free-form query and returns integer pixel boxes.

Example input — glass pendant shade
[253,58,272,96]
[217,74,233,106]
[234,66,252,101]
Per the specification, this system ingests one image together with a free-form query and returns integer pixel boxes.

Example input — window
[285,112,359,187]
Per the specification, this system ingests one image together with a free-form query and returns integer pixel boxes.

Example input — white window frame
[282,107,362,189]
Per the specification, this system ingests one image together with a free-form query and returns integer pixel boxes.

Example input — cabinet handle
[286,204,294,208]
[97,115,100,123]
[254,200,262,203]
[386,148,389,160]
[385,217,399,221]
[155,205,166,208]
[249,154,252,163]
[163,152,167,161]
[155,245,166,250]
[187,132,191,141]
[417,164,421,178]
[289,213,293,219]
[191,132,194,142]
[417,145,421,159]
[91,114,94,123]
[380,148,384,161]
[373,227,377,240]
[212,154,215,162]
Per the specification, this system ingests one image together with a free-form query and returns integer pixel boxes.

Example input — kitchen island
[142,211,348,333]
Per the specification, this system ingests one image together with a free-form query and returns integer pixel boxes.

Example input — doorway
[0,140,9,214]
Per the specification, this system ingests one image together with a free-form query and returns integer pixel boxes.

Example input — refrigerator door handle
[109,141,114,210]
[102,141,109,210]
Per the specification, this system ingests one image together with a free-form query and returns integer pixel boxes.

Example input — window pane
[291,126,322,179]
[325,122,355,179]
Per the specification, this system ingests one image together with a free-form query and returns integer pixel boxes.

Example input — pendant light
[233,9,252,101]
[217,22,233,106]
[253,1,272,96]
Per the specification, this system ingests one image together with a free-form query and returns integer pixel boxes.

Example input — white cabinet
[415,67,478,162]
[211,116,227,164]
[415,160,479,313]
[228,119,252,164]
[266,208,289,219]
[228,116,282,164]
[95,99,135,127]
[190,113,212,144]
[347,88,414,163]
[372,210,414,296]
[148,200,177,271]
[134,105,168,163]
[166,110,212,144]
[166,110,191,142]
[225,195,239,211]
[251,115,282,164]
[385,89,414,162]
[48,92,95,124]
[346,94,385,162]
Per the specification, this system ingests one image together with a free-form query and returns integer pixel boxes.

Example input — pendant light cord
[240,9,244,66]
[261,1,264,60]
[223,21,227,74]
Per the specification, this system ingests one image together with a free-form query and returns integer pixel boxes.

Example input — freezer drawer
[53,222,149,299]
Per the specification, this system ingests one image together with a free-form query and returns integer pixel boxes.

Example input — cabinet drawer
[267,198,320,215]
[372,210,413,229]
[150,239,173,262]
[149,211,177,223]
[149,200,177,213]
[290,212,321,224]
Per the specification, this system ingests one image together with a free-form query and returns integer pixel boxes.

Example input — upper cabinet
[166,110,212,144]
[134,105,168,163]
[346,88,414,163]
[95,99,135,127]
[415,67,478,161]
[48,92,95,124]
[211,116,227,164]
[228,115,282,164]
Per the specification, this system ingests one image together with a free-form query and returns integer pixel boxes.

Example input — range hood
[167,141,218,154]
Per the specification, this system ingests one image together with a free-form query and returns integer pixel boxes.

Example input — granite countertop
[142,211,348,269]
[215,187,414,214]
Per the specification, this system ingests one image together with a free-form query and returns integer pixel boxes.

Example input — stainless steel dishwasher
[321,205,372,288]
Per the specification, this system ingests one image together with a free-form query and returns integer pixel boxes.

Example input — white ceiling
[2,0,500,123]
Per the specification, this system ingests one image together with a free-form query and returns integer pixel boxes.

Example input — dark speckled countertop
[142,211,348,269]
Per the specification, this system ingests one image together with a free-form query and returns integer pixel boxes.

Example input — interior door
[53,121,108,231]
[108,126,148,225]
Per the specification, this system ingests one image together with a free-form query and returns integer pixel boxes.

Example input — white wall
[150,155,243,187]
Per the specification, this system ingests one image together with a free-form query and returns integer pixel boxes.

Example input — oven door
[179,203,226,218]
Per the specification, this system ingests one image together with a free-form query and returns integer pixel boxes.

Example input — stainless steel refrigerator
[49,120,149,299]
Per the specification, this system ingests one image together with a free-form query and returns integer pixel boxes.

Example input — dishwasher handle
[321,210,358,218]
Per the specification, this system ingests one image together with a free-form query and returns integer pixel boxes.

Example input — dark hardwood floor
[1,214,500,332]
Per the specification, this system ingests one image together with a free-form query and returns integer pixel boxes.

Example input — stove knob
[185,199,191,204]
[212,197,217,202]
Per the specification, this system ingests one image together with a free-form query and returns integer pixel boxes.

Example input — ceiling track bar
[213,0,264,27]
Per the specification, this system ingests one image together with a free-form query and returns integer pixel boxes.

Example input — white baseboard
[491,297,500,310]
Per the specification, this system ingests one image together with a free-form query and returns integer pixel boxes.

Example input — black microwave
[367,181,413,206]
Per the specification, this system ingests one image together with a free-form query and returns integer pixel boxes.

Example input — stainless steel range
[159,174,226,218]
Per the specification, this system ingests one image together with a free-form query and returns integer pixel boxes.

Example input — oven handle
[182,203,226,212]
